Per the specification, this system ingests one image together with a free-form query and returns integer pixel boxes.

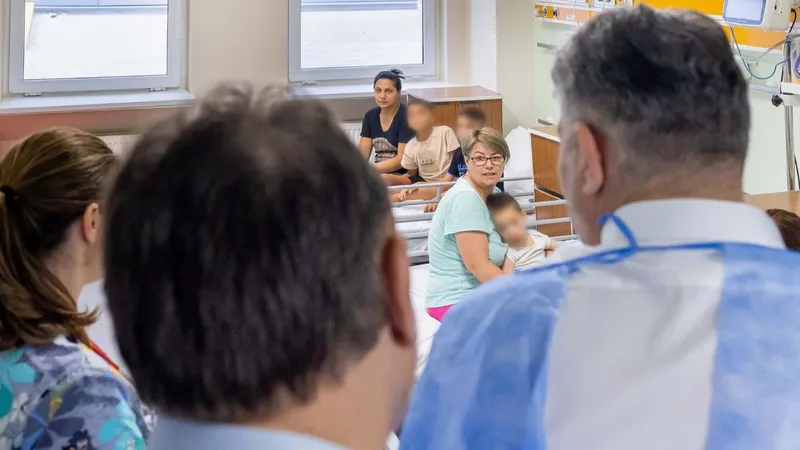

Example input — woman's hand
[374,143,407,173]
[455,232,504,283]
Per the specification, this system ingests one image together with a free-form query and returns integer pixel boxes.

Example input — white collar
[600,199,785,249]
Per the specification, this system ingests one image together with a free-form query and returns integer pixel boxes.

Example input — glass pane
[300,0,423,70]
[23,1,168,80]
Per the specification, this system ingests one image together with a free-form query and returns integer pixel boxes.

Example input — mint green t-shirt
[426,178,508,308]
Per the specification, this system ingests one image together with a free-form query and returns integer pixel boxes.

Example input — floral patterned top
[0,337,152,450]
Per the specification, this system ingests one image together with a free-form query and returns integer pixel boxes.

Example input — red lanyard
[86,339,122,373]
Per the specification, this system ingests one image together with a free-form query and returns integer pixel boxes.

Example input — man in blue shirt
[103,86,417,450]
[401,6,800,450]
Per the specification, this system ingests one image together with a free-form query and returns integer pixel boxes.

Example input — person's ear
[81,202,101,245]
[575,122,606,196]
[381,232,416,348]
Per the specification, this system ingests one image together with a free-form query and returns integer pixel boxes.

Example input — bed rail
[392,176,577,262]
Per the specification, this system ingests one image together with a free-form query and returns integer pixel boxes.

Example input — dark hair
[486,192,521,215]
[458,107,487,125]
[552,6,749,180]
[767,209,800,250]
[104,84,393,422]
[408,99,434,111]
[0,128,115,349]
[373,68,405,91]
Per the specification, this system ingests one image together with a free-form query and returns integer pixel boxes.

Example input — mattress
[393,204,431,254]
[409,264,440,376]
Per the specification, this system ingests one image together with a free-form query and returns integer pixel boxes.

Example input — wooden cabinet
[407,86,503,132]
[745,192,800,214]
[530,126,561,195]
[528,126,572,237]
[534,189,572,237]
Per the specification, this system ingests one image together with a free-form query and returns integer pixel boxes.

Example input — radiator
[341,122,362,145]
[97,133,140,155]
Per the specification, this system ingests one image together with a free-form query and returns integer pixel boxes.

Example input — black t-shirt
[447,149,505,192]
[361,104,414,164]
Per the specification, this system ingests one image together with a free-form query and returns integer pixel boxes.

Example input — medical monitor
[723,0,791,30]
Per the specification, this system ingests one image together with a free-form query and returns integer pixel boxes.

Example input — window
[289,0,437,83]
[7,0,185,94]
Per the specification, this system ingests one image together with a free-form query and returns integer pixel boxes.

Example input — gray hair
[552,6,750,178]
[463,127,511,161]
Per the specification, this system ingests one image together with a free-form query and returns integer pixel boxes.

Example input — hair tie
[0,185,19,204]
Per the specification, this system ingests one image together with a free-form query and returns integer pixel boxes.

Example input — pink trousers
[426,304,454,322]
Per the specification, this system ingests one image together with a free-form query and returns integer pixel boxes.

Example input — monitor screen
[724,0,767,22]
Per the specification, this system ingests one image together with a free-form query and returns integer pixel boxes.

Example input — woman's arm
[374,143,406,173]
[502,257,515,275]
[359,137,373,159]
[455,231,504,283]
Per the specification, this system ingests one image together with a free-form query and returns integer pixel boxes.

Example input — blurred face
[558,119,607,245]
[492,206,529,247]
[407,104,435,133]
[466,143,505,189]
[456,116,483,143]
[374,79,401,110]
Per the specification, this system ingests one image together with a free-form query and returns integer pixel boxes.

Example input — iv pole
[781,36,798,191]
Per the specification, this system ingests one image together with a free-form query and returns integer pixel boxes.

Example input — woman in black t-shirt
[359,69,415,179]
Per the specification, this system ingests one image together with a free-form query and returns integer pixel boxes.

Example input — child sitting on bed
[487,192,558,270]
[385,101,461,193]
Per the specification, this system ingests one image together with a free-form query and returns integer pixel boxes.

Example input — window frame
[7,0,185,95]
[288,0,438,83]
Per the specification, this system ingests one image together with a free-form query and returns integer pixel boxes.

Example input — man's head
[553,6,750,244]
[407,100,436,134]
[104,85,416,431]
[767,209,800,250]
[487,193,528,247]
[456,107,487,144]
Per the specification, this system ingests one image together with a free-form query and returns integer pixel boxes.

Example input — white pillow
[503,126,535,196]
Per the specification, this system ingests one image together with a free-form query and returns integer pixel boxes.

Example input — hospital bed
[391,126,579,377]
[388,176,577,450]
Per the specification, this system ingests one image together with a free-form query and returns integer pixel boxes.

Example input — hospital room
[0,0,800,448]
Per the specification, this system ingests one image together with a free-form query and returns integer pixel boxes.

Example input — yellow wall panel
[635,0,723,15]
[534,1,788,49]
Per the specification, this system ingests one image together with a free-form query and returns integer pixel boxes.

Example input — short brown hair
[409,99,434,111]
[486,192,522,215]
[463,127,510,161]
[104,85,392,422]
[767,209,800,250]
[0,128,115,349]
[458,107,486,125]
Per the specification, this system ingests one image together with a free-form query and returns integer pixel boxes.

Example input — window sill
[0,89,196,116]
[292,80,469,100]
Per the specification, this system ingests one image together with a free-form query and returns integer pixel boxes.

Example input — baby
[487,192,558,270]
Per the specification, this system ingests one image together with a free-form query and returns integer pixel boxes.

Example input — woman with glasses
[424,128,512,321]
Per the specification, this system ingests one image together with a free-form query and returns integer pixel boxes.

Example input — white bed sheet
[394,205,431,254]
[410,264,440,376]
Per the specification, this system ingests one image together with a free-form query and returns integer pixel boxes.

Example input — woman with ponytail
[0,128,150,449]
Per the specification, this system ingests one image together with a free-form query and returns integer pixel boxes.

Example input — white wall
[495,0,537,132]
[467,0,497,91]
[526,20,797,195]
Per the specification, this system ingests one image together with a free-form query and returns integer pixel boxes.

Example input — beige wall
[527,19,796,195]
[0,0,475,139]
[187,0,288,95]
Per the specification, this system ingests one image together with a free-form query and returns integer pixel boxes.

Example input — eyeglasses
[469,155,506,167]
